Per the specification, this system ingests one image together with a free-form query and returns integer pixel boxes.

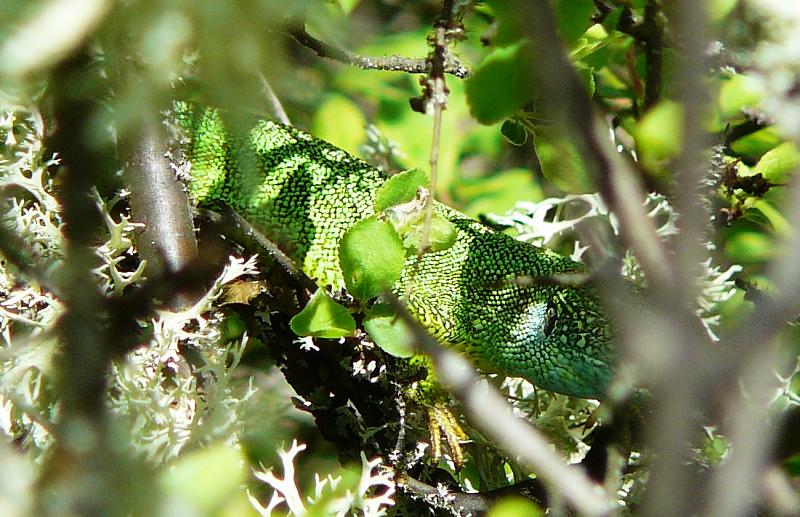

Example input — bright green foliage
[754,142,800,183]
[312,93,367,154]
[374,168,428,212]
[290,289,357,338]
[730,126,783,157]
[397,211,458,254]
[466,42,534,124]
[363,303,416,358]
[339,216,406,300]
[634,100,684,165]
[718,74,765,120]
[488,496,544,517]
[375,170,458,254]
[179,106,616,399]
[159,444,247,514]
[554,0,596,44]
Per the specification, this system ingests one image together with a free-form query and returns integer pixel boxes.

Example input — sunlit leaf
[336,0,360,15]
[375,168,429,212]
[724,230,775,263]
[730,126,782,158]
[753,142,800,183]
[487,496,544,517]
[339,216,406,300]
[363,303,416,358]
[400,212,458,254]
[290,289,356,338]
[312,93,367,154]
[458,168,543,218]
[466,41,534,124]
[719,74,764,120]
[555,0,596,44]
[159,445,246,514]
[634,100,684,162]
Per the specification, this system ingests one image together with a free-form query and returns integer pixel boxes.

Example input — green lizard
[174,103,615,401]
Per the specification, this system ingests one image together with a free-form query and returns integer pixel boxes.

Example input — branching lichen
[249,439,396,517]
[107,255,261,464]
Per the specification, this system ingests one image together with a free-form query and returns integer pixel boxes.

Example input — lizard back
[176,104,615,399]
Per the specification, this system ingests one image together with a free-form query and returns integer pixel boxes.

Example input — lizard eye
[542,303,558,337]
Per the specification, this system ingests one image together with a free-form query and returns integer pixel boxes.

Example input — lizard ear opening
[542,302,558,337]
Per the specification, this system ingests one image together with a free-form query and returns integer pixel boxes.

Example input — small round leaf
[363,303,416,358]
[375,168,429,212]
[290,289,356,339]
[339,216,406,300]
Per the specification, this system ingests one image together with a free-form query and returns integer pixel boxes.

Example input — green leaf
[363,303,416,358]
[501,120,528,146]
[311,93,367,154]
[576,66,596,97]
[401,212,458,254]
[724,230,775,264]
[634,100,684,162]
[458,168,543,218]
[487,496,544,517]
[336,0,360,15]
[555,0,596,44]
[374,168,429,212]
[709,0,738,22]
[290,289,356,338]
[159,444,246,514]
[339,216,406,300]
[785,454,800,477]
[466,41,534,124]
[750,200,792,238]
[601,7,624,33]
[533,126,594,193]
[730,126,783,158]
[753,142,800,183]
[718,74,764,120]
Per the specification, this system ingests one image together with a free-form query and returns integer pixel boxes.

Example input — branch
[259,74,291,126]
[288,23,471,79]
[418,0,464,257]
[121,113,201,310]
[399,473,550,514]
[40,46,141,515]
[643,1,664,109]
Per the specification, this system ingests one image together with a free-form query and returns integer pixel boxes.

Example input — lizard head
[469,283,615,400]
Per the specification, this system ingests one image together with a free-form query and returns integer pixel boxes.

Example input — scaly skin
[174,103,615,400]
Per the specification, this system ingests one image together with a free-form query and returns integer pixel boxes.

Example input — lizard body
[175,103,614,399]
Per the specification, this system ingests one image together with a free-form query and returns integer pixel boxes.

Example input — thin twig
[406,0,462,300]
[643,1,664,109]
[288,23,471,79]
[259,73,291,126]
[420,2,454,255]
